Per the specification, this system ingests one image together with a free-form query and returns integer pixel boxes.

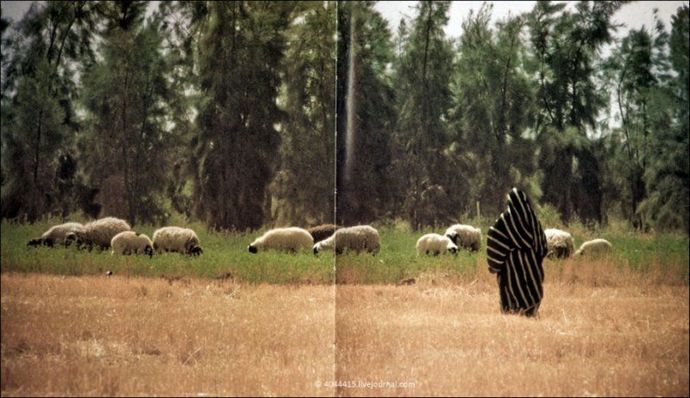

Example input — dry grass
[1,273,336,396]
[335,259,689,396]
[2,257,688,396]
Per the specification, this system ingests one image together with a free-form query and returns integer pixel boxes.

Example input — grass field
[1,220,688,395]
[2,219,688,285]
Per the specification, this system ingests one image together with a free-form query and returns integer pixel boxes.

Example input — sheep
[574,238,612,257]
[416,233,458,256]
[248,227,314,254]
[27,222,84,247]
[444,224,481,252]
[313,225,380,255]
[544,228,575,259]
[307,224,340,244]
[65,217,131,250]
[111,231,154,257]
[152,226,203,256]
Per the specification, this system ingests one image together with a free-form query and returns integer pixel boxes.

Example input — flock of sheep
[26,217,612,259]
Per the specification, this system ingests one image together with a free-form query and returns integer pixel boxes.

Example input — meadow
[2,218,688,285]
[1,219,689,396]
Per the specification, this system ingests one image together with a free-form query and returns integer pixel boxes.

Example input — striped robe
[486,188,548,317]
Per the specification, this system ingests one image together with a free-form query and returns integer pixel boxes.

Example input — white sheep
[65,217,131,250]
[248,227,314,254]
[575,238,612,257]
[416,233,458,256]
[152,226,203,256]
[111,231,154,257]
[544,228,575,259]
[313,225,380,255]
[444,224,481,252]
[28,222,84,247]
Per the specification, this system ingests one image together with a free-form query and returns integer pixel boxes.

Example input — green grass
[1,219,688,284]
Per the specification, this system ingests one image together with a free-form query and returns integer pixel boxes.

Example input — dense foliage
[1,1,688,233]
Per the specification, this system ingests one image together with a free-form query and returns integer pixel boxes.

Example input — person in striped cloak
[486,188,548,317]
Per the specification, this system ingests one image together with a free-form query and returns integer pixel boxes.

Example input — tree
[271,2,335,226]
[638,5,689,232]
[192,2,294,230]
[392,1,456,230]
[527,1,623,224]
[80,1,174,225]
[1,1,100,221]
[336,1,396,225]
[451,3,537,216]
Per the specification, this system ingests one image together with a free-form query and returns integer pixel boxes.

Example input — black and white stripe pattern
[487,188,547,316]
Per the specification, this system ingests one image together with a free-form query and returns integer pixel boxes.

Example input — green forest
[1,1,688,233]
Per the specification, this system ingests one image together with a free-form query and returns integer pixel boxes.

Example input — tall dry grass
[335,259,689,396]
[1,274,336,396]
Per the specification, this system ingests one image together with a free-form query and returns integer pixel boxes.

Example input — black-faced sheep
[111,231,154,257]
[27,222,84,247]
[416,233,458,256]
[248,227,314,253]
[574,238,612,257]
[152,226,203,256]
[65,217,131,250]
[313,225,380,255]
[544,228,575,259]
[444,224,481,252]
[307,224,340,244]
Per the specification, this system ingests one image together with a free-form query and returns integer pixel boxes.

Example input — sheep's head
[64,232,83,249]
[248,244,258,254]
[189,245,203,256]
[27,238,43,247]
[445,232,458,245]
[144,245,154,258]
[447,241,458,255]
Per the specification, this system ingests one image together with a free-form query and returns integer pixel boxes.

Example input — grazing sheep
[416,233,458,256]
[27,222,84,247]
[307,224,340,244]
[152,226,203,256]
[248,227,314,254]
[313,225,380,255]
[574,238,612,257]
[544,228,575,259]
[444,224,481,252]
[111,231,154,257]
[65,217,131,250]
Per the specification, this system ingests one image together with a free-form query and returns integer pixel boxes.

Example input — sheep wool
[307,224,340,244]
[574,238,612,257]
[444,224,481,251]
[313,225,380,255]
[153,226,203,255]
[111,231,154,257]
[68,217,131,250]
[248,227,314,253]
[416,233,458,255]
[544,228,575,259]
[28,222,84,247]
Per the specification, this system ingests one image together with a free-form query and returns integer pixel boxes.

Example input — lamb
[27,222,84,247]
[248,227,314,253]
[444,224,481,252]
[111,231,154,257]
[544,228,575,259]
[65,217,131,250]
[152,226,203,256]
[574,238,612,257]
[307,224,340,244]
[416,233,458,256]
[313,225,380,255]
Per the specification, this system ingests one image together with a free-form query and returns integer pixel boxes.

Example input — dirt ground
[1,272,688,396]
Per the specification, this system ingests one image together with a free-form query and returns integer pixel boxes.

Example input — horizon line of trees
[1,1,688,233]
